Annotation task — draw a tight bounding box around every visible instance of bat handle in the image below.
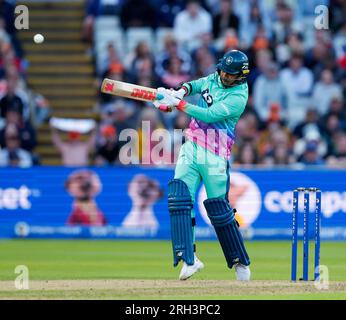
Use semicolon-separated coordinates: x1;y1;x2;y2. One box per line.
158;105;172;112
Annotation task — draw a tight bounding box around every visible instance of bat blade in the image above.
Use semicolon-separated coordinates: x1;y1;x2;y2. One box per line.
101;78;158;102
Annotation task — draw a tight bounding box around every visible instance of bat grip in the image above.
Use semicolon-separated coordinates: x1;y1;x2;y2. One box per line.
158;105;172;112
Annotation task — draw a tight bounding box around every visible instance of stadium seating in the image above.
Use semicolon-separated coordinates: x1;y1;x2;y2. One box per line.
94;29;124;73
125;27;155;53
155;27;174;52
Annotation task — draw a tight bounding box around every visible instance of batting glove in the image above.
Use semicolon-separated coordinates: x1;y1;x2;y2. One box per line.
153;87;181;112
169;88;186;100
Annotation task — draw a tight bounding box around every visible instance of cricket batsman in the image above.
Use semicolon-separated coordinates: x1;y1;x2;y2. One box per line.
153;50;251;281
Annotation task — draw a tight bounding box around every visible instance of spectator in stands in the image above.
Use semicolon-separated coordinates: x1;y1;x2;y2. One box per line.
95;124;120;166
234;140;259;166
311;68;343;116
0;77;26;119
125;41;156;84
234;0;273;48
1;46;24;74
293;125;327;163
137;73;157;90
192;46;216;77
286;31;305;56
322;94;346;130
239;3;265;49
160;56;190;88
173;0;212;51
99;99;137;134
0;131;32;167
253;62;286;122
102;53;125;80
272;2;303;45
326;132;346;168
99;43;124;77
120;0;157;30
215;29;239;60
279;53;314;128
191;31;218;63
261;128;295;166
324;113;342;139
262;144;295;166
155;34;191;78
245;26;271;78
212;0;239;40
235;111;260;147
246;48;273;92
322;113;343;158
275;31;305;65
5;64;27;92
305;30;335;78
51;127;96;166
0;105;36;152
293;109;323;140
257;114;292;161
250;26;271;52
135;59;157;89
298;141;325;166
156;0;185;28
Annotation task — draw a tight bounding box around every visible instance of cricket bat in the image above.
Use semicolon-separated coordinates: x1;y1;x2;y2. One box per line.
100;78;161;102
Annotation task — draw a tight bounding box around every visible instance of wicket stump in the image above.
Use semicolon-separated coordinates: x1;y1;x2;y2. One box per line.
291;187;321;281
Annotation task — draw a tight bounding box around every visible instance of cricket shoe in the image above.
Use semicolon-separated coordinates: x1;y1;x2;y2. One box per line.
235;263;251;281
179;255;204;280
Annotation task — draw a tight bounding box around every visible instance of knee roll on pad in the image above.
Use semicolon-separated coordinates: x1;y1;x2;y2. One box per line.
168;179;194;266
204;198;250;268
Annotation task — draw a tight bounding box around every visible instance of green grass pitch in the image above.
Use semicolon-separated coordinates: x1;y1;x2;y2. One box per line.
0;240;345;299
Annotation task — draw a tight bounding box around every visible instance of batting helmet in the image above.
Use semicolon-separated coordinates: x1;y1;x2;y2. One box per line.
216;50;250;80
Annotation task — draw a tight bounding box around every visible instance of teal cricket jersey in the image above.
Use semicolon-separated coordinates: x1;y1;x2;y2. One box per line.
180;72;248;159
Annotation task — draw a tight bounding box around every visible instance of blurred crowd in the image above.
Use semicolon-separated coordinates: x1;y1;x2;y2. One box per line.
0;0;50;167
0;0;346;168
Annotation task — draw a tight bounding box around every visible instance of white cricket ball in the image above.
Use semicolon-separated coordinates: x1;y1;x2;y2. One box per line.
33;34;44;44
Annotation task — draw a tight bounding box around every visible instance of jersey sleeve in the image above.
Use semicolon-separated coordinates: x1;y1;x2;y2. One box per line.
182;76;208;96
180;93;247;123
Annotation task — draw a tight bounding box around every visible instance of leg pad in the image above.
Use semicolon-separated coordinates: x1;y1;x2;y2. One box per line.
204;198;250;268
168;179;194;266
